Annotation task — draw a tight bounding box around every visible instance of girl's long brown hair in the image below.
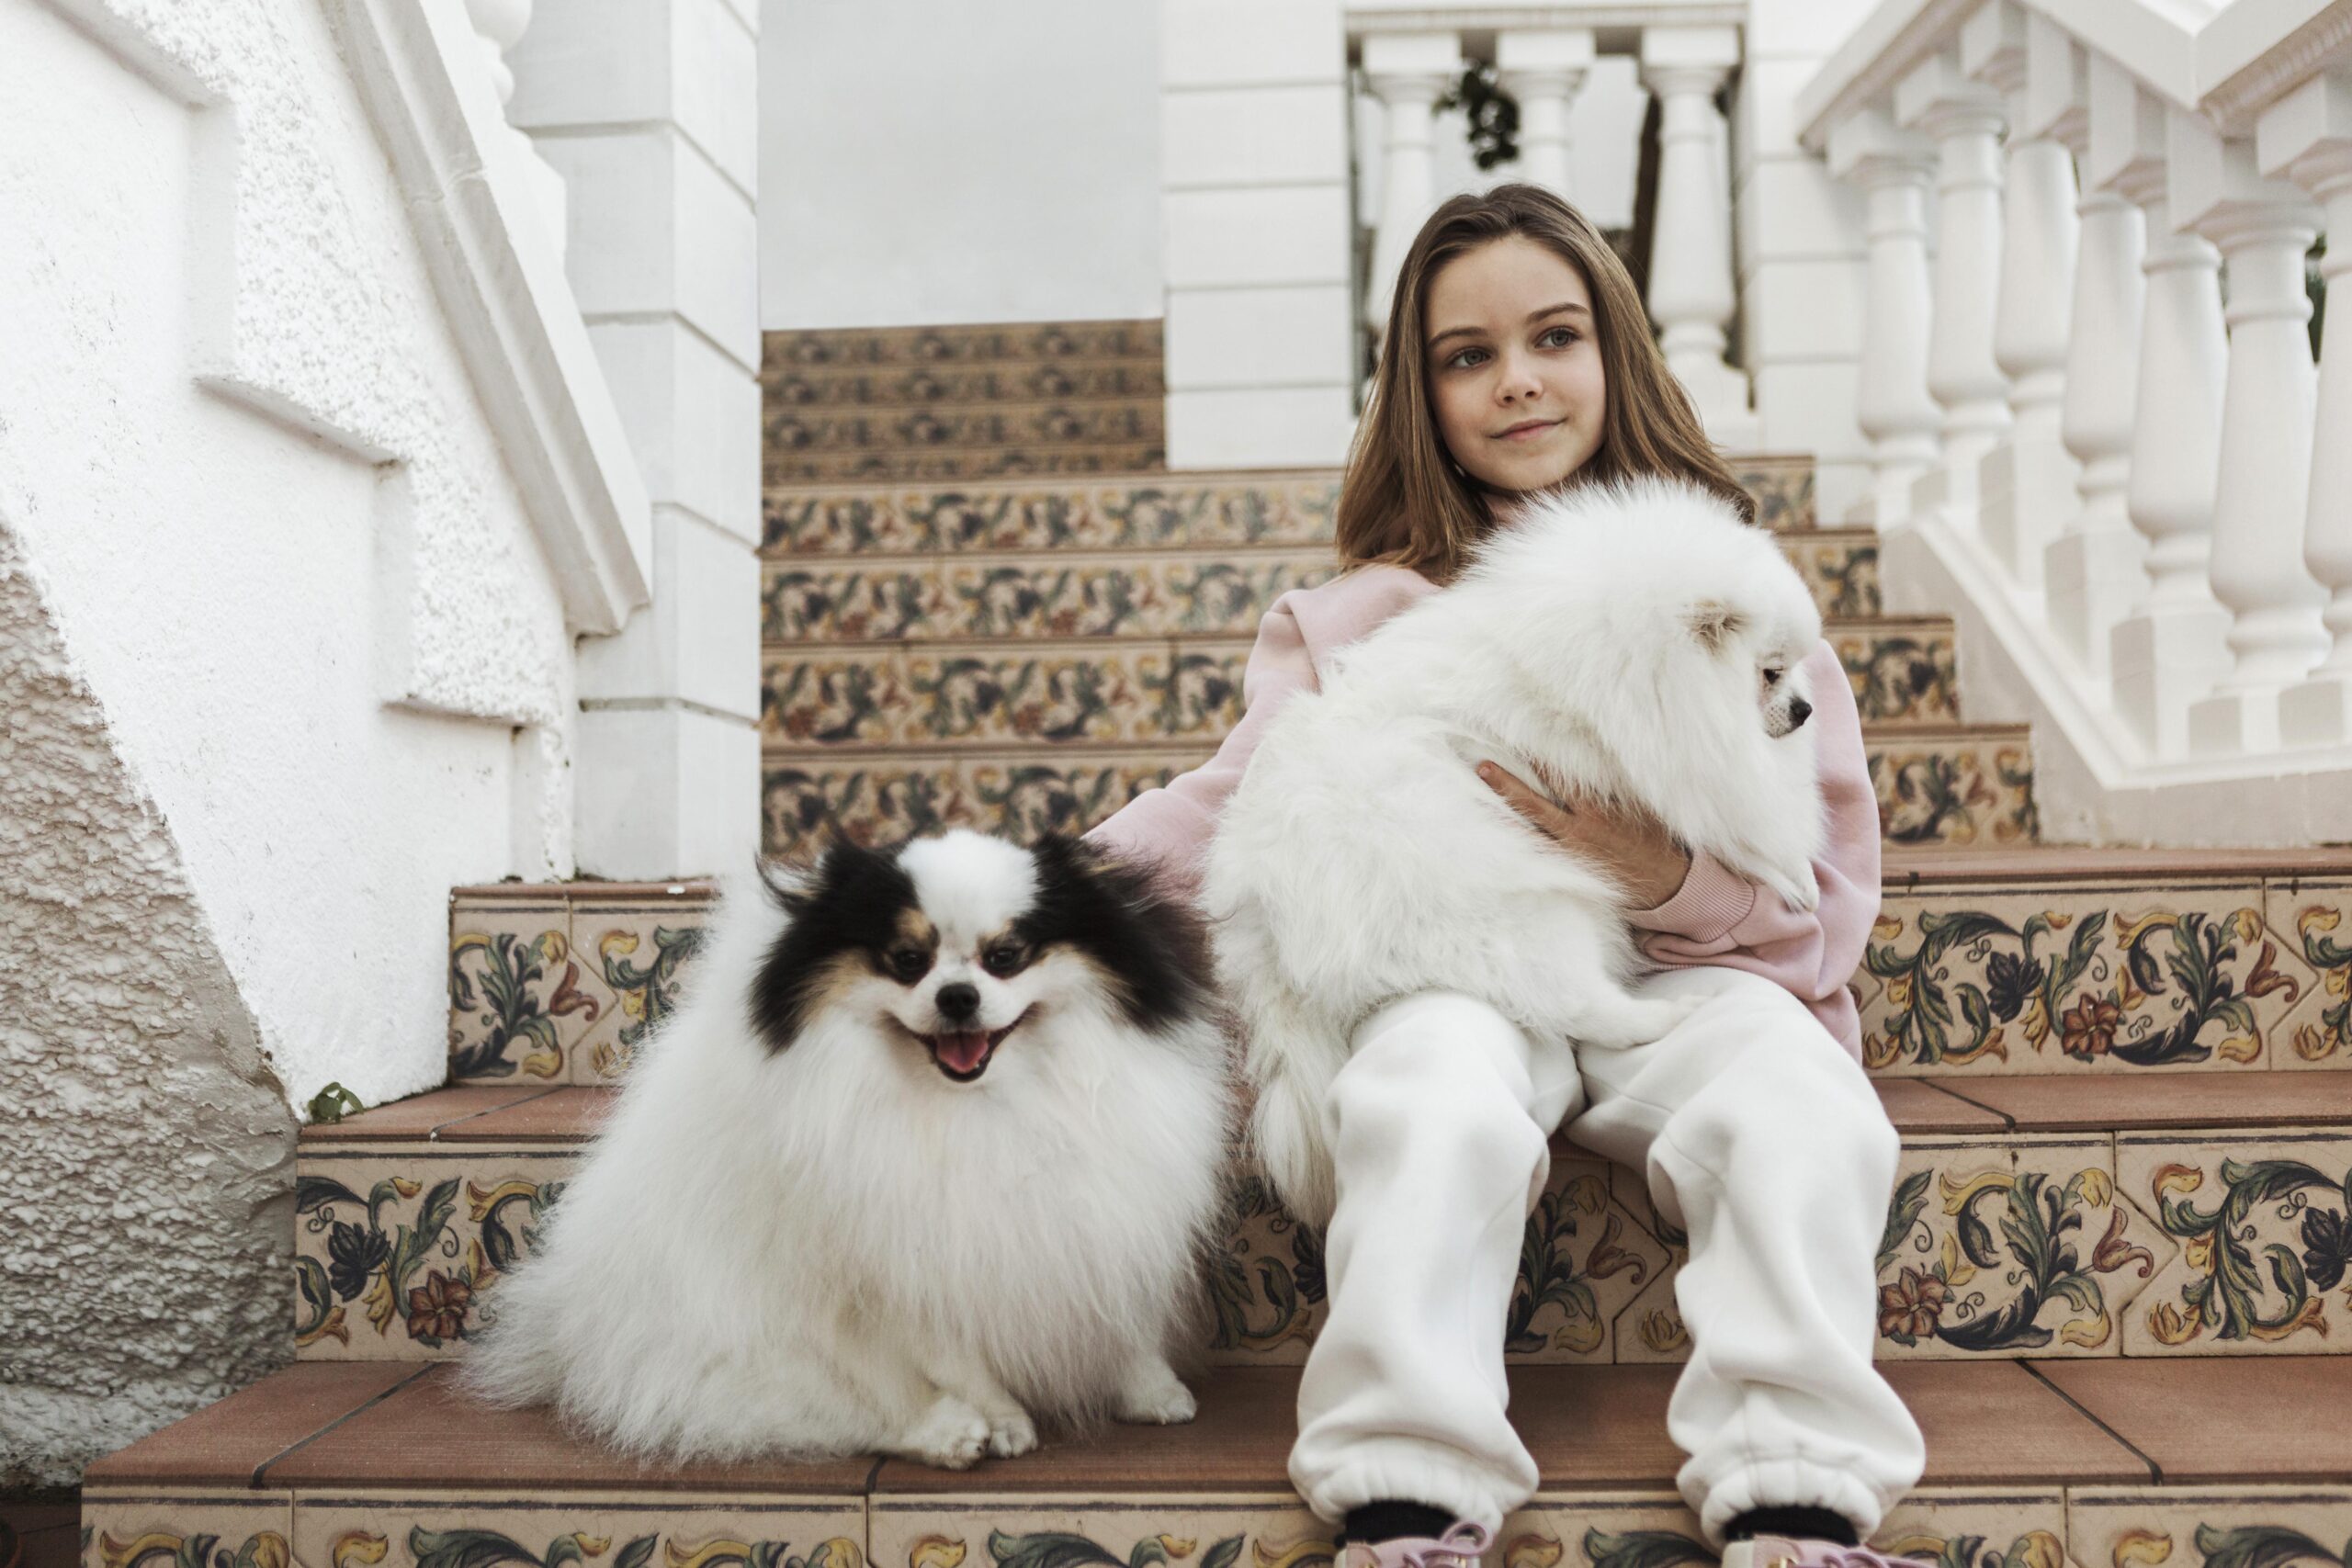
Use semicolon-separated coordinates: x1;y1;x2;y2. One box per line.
1336;182;1756;583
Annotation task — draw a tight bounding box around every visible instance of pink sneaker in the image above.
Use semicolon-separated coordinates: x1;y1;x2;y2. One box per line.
1338;1522;1493;1568
1720;1540;1933;1568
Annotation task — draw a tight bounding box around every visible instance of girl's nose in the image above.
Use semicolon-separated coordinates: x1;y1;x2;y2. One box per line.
1495;354;1542;400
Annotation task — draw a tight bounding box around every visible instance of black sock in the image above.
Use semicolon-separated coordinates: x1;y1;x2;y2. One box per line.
1723;1507;1859;1547
1340;1503;1456;1548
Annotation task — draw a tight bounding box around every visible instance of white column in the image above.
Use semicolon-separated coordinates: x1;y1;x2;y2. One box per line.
1896;55;2012;532
1496;29;1594;201
464;0;567;254
1965;3;2079;587
1830;111;1940;529
2098;68;2230;756
507;0;763;876
2266;73;2352;745
1642;27;1756;446
2041;27;2146;674
2173;109;2329;756
1362;31;1461;346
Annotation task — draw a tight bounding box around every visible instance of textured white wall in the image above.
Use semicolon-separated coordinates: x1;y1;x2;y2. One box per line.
759;0;1163;328
0;0;583;1481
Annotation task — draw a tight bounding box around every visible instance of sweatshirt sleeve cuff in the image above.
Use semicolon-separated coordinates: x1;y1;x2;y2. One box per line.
1629;851;1758;943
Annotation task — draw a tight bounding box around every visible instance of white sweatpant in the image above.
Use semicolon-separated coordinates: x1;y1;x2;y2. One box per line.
1288;966;1927;1546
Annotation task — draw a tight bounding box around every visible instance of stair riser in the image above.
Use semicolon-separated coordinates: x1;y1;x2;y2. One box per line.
289;1124;2350;1365
760;538;1883;644
767;400;1163;457
767;445;1171;486
763;319;1163;369
768;362;1164;408
448;875;2349;1089
761;462;1819;557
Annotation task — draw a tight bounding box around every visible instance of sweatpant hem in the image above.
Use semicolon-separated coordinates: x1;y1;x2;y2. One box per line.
1686;1455;1899;1548
1293;1437;1536;1535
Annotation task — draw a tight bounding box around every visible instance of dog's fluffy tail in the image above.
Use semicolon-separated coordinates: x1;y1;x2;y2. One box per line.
1238;983;1350;1231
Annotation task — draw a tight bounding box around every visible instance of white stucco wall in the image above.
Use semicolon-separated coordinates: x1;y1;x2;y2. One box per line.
0;0;588;1481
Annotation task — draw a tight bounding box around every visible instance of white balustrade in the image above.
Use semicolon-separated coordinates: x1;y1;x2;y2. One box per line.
2174;110;2328;756
1831;111;1940;527
464;0;565;256
1497;29;1594;202
2267;72;2352;747
1966;3;2080;588
1361;31;1462;347
1896;54;2011;532
1642;27;1753;442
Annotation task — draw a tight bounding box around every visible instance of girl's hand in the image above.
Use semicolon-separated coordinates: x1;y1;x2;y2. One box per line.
1477;761;1692;908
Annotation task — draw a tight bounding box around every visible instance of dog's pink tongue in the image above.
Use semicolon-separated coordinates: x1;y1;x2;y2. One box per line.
936;1031;990;1073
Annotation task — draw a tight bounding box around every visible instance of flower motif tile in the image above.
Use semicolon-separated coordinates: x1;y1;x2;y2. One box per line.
868;1496;1309;1568
82;1494;292;1568
764;564;951;642
568;904;714;1085
765;361;1161;411
1871;729;2039;849
294;1147;579;1359
447;903;584;1085
2117;1129;2352;1356
770;400;1159;456
762;652;908;747
1735;456;1818;530
767;445;1167;487
295;1495;868;1568
2264;877;2352;1070
1839;624;1961;725
764;320;1161;371
2068;1486;2352;1568
1860;883;2303;1075
1872;1491;2079;1568
1789;534;1883;619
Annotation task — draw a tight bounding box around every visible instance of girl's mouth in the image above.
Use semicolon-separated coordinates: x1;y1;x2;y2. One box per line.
1497;419;1559;441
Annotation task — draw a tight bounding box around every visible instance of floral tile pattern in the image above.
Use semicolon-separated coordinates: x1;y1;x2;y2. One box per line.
295;1147;578;1359
2116;1129;2352;1356
447;903;578;1085
867;1496;1307;1568
2264;878;2352;1070
1736;455;1817;530
81;1494;293;1568
1871;728;2039;848
1871;1491;2080;1568
769;401;1160;460
767;362;1166;410
1791;532;1883;619
764;321;1161;371
1860;882;2314;1076
2069;1487;2352;1568
762;477;1345;558
567;904;713;1085
293;1495;867;1568
1839;623;1961;725
768;446;1170;487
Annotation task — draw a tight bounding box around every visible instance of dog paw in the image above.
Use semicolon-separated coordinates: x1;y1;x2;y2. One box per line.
1112;1363;1197;1425
899;1396;994;1469
986;1409;1038;1458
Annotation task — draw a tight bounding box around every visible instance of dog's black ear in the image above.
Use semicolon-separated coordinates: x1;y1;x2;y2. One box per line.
756;852;817;915
1685;600;1747;652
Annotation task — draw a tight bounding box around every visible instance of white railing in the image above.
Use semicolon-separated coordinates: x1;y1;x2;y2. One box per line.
1796;0;2352;839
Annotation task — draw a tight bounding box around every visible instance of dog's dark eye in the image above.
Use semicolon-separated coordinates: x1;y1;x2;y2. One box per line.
886;947;929;983
1761;668;1784;688
982;943;1028;977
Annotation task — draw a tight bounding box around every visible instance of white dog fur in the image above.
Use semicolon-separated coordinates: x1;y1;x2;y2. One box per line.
466;829;1235;1469
1203;478;1826;1227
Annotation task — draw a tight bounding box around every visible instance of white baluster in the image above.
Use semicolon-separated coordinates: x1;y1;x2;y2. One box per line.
2267;73;2352;746
2173;110;2328;756
2099;68;2230;757
1362;32;1463;348
1965;3;2079;588
1896;54;2011;532
465;0;566;256
2041;28;2146;675
1496;29;1594;202
1641;27;1755;445
1830;111;1940;528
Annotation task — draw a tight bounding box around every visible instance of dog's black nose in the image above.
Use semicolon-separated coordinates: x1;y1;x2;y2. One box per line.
935;982;980;1021
1788;696;1813;729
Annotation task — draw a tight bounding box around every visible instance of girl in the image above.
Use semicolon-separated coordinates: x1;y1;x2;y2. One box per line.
1083;185;1926;1568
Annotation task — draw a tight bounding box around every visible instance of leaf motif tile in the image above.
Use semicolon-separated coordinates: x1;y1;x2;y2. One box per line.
568;904;714;1085
2117;1129;2352;1356
764;564;949;642
1871;731;2039;848
2068;1486;2352;1568
1790;535;1883;619
1839;624;1961;724
1735;456;1818;530
447;903;580;1085
296;1495;867;1568
2264;877;2352;1070
1872;1491;2079;1568
868;1498;1306;1568
82;1495;292;1568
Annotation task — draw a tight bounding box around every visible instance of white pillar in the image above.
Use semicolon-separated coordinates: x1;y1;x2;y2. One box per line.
463;0;566;255
1830;111;1940;529
507;0;763;876
1965;4;2079;587
2098;68;2230;757
1642;26;1757;446
1896;54;2012;532
1496;29;1594;201
2041;26;2145;674
1362;31;1462;346
2266;73;2352;745
2173;110;2329;756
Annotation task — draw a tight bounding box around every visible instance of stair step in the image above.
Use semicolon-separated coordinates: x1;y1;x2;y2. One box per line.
761;459;1820;558
760;530;1885;644
763;319;1164;371
77;1359;2352;1568
765;359;1165;409
766;398;1164;460
767;444;1171;485
294;1075;2352;1365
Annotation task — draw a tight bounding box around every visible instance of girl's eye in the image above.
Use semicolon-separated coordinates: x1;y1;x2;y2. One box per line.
983;944;1027;977
1442;346;1488;371
887;948;929;982
1539;326;1579;348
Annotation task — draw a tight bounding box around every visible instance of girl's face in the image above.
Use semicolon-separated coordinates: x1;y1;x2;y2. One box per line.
1423;235;1608;494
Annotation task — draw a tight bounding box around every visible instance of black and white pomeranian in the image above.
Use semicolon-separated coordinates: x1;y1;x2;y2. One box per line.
469;829;1235;1468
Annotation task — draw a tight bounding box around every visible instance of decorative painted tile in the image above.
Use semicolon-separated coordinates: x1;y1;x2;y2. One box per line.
1498;1495;1706;1568
762;477;1341;558
762;750;1199;855
868;1496;1308;1568
1872;728;2038;848
447;902;584;1085
81;1494;291;1568
566;903;713;1085
2069;1486;2352;1568
765;361;1161;410
1860;883;2303;1075
1789;532;1883;619
763;319;1161;370
764;563;951;642
763;644;1225;750
1872;1490;2078;1568
1734;455;1817;530
768;400;1159;457
294;1146;577;1359
933;552;1340;640
294;1494;867;1568
1839;621;1961;725
766;444;1166;487
2265;877;2352;1069
2117;1128;2352;1356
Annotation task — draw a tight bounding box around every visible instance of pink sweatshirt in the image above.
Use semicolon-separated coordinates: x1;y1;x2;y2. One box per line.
1081;563;1881;1055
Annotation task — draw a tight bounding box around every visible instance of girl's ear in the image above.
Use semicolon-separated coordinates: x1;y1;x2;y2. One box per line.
1685;600;1746;652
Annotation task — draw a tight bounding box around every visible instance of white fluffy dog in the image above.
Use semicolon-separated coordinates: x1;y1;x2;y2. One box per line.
467;830;1235;1468
1204;478;1826;1226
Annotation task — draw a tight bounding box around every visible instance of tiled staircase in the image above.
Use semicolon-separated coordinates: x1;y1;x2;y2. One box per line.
77;326;2352;1568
